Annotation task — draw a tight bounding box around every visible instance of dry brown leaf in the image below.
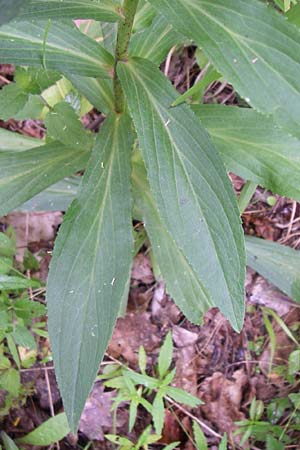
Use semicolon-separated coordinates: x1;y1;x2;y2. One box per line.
79;384;127;441
108;312;161;364
199;369;247;437
173;326;198;396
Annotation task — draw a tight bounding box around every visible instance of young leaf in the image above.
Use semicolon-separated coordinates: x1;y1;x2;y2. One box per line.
132;154;212;323
0;84;45;121
288;349;300;375
129;15;182;65
0;142;90;216
44;102;93;148
165;386;202;408
192;421;208;450
47;113;134;431
16;0;122;22
18;413;70;445
118;58;245;331
158;332;173;379
245;236;300;302
164;443;180;450
0;368;20;396
149;0;300;139
0;432;19;450
0;21;114;77
0;275;40;290
193;105;300;201
218;434;227;450
152;392;165;434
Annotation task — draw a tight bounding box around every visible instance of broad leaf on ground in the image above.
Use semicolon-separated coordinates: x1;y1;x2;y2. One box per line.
47;113;134;431
118;57;245;331
149;0;300;139
246;236;300;302
18;413;70;445
0;21;114;77
16;0;122;22
0;141;90;216
193;105;300;200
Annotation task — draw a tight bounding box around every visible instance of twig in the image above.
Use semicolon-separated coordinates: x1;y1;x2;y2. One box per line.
164;45;177;77
164;395;222;439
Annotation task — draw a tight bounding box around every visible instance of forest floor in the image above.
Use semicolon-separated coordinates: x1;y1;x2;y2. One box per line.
1;48;300;450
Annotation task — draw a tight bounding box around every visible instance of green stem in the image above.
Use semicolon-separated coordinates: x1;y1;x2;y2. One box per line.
113;0;139;113
238;180;257;215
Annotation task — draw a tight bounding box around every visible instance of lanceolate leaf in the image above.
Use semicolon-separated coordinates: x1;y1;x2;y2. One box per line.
16;0;122;22
149;0;300;139
44;102;93;147
0;142;90;216
246;236;300;302
129;15;183;65
0;128;40;151
193;105;300;200
119;58;245;331
132;154;211;323
16;177;80;212
0;0;29;26
47;113;134;431
0;21;114;77
18;413;70;445
67;75;114;114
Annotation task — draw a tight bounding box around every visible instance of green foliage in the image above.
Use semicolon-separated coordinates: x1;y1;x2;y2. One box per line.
0;231;46;416
0;0;30;26
100;332;202;437
1;0;300;433
1;413;70;448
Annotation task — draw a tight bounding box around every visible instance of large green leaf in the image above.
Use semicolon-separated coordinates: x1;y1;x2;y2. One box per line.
16;0;122;22
44;102;93;147
149;0;300;139
118;58;245;331
129;15;183;65
246;236;300;302
0;128;40;151
47;113;134;431
16;177;80;212
67;75;114;114
0;0;29;26
193;105;300;200
0;142;90;216
0;20;114;77
18;413;70;445
132;153;211;323
0;84;45;120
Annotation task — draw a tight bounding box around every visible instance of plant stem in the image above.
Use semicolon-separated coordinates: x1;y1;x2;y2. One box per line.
113;0;139;113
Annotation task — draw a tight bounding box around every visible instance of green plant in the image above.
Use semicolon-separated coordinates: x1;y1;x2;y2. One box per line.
1;412;70;448
1;0;300;432
106;425;180;450
100;332;202;436
0;230;47;416
235;395;300;449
